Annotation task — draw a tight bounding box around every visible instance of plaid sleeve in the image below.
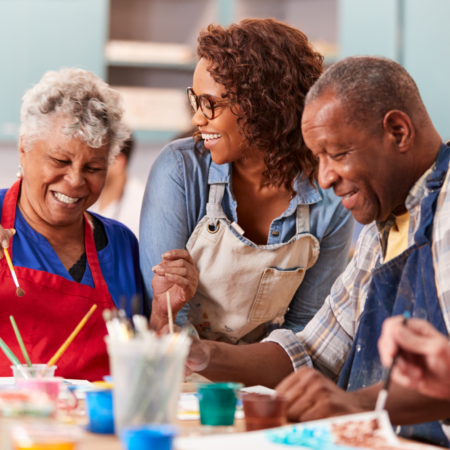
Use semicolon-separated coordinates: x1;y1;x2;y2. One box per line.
433;167;450;334
263;223;380;381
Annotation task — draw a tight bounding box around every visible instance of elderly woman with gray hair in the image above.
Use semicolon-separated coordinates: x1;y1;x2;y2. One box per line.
0;68;198;380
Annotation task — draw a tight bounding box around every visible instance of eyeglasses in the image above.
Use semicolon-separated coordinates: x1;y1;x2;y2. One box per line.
187;87;228;120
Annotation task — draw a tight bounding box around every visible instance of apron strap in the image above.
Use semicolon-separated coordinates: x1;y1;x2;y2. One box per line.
206;183;228;226
415;144;450;245
83;214;109;292
296;204;310;234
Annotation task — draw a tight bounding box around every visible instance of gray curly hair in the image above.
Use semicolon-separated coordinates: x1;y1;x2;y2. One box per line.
20;68;130;163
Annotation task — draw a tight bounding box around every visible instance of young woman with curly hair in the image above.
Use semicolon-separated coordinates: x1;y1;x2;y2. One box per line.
141;18;354;344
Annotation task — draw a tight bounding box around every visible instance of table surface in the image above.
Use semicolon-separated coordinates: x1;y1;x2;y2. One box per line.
80;382;246;450
79;383;440;450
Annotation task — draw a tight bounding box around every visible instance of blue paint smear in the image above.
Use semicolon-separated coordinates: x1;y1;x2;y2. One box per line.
266;425;364;449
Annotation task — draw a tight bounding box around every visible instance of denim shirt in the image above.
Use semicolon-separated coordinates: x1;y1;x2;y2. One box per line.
140;138;355;333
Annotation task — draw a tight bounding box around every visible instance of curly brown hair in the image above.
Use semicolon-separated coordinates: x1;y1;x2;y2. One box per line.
195;18;323;193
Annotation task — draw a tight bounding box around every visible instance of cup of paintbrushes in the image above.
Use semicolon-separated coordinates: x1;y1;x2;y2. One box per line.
106;331;190;434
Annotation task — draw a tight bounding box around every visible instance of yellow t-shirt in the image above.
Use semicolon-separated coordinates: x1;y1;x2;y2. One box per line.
384;211;411;263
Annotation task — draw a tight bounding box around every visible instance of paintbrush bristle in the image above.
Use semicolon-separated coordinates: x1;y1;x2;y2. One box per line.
16;287;25;297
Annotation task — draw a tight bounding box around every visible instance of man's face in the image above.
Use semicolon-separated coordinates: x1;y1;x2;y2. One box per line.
302;94;402;224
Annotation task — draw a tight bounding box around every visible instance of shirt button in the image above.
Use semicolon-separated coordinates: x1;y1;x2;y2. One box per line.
272;230;279;237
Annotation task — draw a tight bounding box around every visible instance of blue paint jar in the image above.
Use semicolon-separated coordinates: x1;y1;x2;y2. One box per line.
85;389;115;434
121;424;178;450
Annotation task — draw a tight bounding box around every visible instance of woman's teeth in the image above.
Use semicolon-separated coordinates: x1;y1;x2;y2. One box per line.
202;133;222;140
53;192;79;204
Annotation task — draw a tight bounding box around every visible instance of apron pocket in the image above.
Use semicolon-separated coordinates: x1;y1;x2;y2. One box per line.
248;267;306;323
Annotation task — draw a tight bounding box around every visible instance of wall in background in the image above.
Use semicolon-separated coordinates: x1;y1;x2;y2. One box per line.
340;0;450;141
0;0;109;142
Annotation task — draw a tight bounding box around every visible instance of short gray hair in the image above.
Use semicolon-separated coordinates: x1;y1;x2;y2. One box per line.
305;56;429;134
20;68;130;163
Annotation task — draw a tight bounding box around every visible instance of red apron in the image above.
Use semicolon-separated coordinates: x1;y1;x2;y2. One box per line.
0;181;115;381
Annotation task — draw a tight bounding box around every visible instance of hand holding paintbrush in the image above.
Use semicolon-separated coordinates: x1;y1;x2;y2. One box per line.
378;314;450;401
1;228;25;297
375;311;411;411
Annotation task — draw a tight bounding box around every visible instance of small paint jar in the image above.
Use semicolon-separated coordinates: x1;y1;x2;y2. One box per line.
85;389;114;434
243;394;287;431
197;382;243;426
121;424;178;450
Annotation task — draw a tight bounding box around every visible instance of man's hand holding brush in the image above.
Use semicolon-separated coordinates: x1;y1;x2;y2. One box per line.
378;316;450;400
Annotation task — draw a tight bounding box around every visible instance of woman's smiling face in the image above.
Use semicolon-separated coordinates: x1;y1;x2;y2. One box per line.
191;58;249;165
19;126;109;227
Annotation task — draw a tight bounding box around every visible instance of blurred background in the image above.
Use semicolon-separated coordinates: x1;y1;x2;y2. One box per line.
0;0;449;243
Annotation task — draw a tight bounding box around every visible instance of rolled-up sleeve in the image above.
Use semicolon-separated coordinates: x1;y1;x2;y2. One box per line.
264;223;380;381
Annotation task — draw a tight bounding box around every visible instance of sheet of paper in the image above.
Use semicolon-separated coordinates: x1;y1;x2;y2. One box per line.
175;411;437;450
0;378;14;386
241;386;276;395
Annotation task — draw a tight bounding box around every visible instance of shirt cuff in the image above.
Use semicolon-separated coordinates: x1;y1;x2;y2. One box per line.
441;423;450;442
262;329;313;371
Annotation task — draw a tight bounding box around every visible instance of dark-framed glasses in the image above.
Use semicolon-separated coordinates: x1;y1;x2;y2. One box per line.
187;87;228;120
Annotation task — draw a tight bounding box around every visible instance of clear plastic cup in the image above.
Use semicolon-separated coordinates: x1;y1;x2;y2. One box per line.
11;364;57;381
15;377;78;415
106;333;190;434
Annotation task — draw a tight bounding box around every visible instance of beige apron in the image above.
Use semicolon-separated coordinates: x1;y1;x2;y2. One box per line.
186;183;320;344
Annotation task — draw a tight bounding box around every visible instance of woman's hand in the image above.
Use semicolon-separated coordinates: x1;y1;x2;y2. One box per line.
378;316;450;400
0;226;15;260
150;250;199;330
158;324;211;376
185;333;211;376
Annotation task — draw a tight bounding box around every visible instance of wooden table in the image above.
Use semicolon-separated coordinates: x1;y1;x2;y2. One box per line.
81;418;246;450
80;382;440;450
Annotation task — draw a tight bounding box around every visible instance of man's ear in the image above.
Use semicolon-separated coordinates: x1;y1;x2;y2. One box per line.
382;110;414;153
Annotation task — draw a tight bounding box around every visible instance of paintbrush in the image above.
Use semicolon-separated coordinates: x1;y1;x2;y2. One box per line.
167;291;174;335
46;304;97;368
375;311;411;411
103;309;118;340
3;248;24;297
10;316;33;369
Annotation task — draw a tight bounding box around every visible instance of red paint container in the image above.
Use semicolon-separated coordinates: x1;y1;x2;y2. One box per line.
242;394;288;431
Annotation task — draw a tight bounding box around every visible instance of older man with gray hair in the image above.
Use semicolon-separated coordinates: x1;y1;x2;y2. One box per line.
185;56;450;447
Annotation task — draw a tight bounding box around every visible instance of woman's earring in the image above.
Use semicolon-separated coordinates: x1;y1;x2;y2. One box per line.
16;165;23;179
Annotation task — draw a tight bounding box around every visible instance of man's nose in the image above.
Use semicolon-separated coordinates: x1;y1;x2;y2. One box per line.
318;159;339;190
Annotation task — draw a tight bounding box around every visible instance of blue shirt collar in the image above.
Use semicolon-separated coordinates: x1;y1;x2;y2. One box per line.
207;160;322;212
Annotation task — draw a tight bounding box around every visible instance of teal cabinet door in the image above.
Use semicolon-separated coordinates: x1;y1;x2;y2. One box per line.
339;0;400;60
0;0;109;141
403;0;450;142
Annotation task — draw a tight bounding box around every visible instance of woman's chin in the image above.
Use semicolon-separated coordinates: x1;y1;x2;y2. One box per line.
45;199;86;225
